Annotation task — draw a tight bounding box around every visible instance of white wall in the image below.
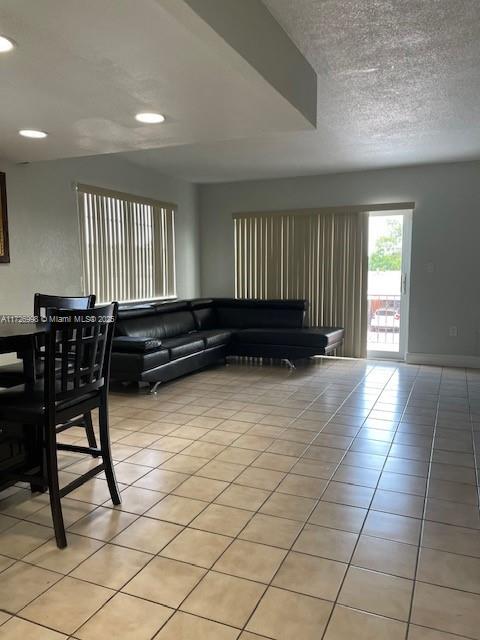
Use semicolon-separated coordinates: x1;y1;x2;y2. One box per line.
199;161;480;361
0;154;200;315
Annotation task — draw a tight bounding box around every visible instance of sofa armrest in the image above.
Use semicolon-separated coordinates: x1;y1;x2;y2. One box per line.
113;336;162;353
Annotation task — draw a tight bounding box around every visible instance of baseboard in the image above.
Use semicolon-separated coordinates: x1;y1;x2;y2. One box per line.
405;352;480;368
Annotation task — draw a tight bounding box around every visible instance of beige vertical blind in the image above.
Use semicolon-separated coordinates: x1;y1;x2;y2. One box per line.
77;184;176;303
234;209;369;358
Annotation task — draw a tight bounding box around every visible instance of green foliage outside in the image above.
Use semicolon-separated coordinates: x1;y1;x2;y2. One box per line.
369;219;402;271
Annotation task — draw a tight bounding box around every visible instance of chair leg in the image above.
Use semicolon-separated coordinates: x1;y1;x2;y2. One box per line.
29;424;48;493
83;412;99;457
44;423;67;549
30;482;47;494
99;400;121;506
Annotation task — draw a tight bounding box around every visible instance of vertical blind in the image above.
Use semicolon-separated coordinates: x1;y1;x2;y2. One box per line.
234;209;369;358
77;184;176;303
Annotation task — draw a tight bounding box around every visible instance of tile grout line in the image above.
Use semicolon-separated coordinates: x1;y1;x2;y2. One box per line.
236;362;403;637
317;363;421;639
2;360;479;639
404;364;443;639
7;362;335;637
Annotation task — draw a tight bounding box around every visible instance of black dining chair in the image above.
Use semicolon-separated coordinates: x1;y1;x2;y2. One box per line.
0;303;121;548
0;293;98;453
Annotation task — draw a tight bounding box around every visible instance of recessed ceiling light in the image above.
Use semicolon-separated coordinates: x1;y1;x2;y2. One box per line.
0;35;15;52
135;112;165;124
19;129;48;139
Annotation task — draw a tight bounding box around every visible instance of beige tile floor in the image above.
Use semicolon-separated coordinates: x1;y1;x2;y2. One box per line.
1;357;480;639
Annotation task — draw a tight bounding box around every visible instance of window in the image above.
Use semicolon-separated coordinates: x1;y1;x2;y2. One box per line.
76;183;176;303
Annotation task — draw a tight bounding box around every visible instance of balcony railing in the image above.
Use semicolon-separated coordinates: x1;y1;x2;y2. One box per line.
367;293;401;352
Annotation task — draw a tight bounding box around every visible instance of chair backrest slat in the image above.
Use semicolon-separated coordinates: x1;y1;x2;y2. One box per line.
34;293;95;321
60;328;71;393
44;303;117;411
34;293;96;360
74;323;84;389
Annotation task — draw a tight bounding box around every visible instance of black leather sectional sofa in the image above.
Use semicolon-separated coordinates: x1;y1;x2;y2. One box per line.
111;298;344;390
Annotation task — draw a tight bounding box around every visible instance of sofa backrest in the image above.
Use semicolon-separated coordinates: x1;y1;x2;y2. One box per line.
116;297;308;339
117;301;196;339
213;298;306;329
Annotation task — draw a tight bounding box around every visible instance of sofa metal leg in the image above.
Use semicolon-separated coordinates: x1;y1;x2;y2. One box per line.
149;381;161;395
282;359;296;370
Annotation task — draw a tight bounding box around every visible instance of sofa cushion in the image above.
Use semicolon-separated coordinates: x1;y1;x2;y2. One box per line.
111;348;170;377
160;311;196;338
162;335;205;360
117;313;166;339
195;330;233;348
234;327;344;348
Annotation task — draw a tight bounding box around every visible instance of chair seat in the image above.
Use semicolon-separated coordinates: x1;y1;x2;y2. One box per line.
0;358;68;388
0;361;43;387
0;381;98;422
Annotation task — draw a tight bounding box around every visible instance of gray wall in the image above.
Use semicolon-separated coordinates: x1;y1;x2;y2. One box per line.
199;161;480;359
2;155;479;360
0;154;200;315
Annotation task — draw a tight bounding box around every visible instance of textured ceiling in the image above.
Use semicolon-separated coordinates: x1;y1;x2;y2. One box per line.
124;0;480;182
3;0;479;180
263;0;480;142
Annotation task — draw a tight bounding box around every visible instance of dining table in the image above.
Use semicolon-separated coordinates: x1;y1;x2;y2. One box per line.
0;319;48;382
0;318;49;492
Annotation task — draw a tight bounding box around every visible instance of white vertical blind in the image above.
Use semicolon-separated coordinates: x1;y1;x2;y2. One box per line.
234;209;369;358
77;184;176;303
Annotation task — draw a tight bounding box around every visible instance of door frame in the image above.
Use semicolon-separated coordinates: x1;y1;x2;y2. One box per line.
367;209;413;361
